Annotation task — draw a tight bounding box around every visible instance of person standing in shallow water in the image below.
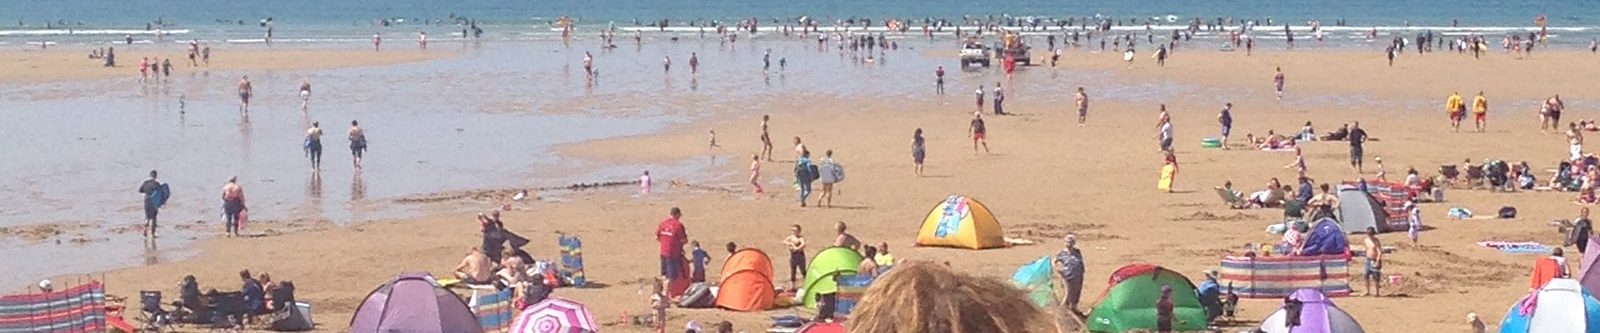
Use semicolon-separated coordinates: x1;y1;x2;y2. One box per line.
138;170;162;238
221;176;245;237
348;120;366;170
237;75;252;114
305;122;324;171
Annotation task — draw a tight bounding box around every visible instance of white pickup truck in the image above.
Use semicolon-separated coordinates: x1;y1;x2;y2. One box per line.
959;42;990;67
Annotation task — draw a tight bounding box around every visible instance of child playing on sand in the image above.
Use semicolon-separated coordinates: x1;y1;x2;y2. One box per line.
650;278;668;333
749;155;763;195
690;241;710;283
784;224;808;288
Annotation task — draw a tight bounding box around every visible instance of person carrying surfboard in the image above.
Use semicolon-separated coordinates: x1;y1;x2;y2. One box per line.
137;170;169;238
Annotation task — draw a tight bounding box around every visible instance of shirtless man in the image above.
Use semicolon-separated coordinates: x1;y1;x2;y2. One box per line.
935;65;945;95
760;115;773;161
299;78;312;112
1570;122;1585;161
305;122;324;171
970;112;990;153
220;177;245;237
1362;227;1383;297
349;120;366;170
237;76;252;114
453;247;495;284
793;137;807;160
1075;87;1088;126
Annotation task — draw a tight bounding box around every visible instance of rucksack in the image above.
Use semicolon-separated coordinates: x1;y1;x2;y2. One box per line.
1497;206;1517;219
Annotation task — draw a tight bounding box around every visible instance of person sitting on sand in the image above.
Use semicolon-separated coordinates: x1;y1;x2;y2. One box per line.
1322;123;1350;141
453;247;495;285
834;221;862;251
1249;178;1288;208
858;246;882;279
847;261;1052;333
1295;121;1316;141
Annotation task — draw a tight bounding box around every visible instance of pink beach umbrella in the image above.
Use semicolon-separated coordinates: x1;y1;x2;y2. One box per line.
510;297;598;333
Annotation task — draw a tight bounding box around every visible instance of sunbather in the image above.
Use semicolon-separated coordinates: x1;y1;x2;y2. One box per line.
1295;121;1317;141
453;247;496;285
1248;178;1287;208
1322;123;1350;141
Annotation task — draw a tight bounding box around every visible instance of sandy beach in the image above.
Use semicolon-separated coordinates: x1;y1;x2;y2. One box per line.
9;37;1600;333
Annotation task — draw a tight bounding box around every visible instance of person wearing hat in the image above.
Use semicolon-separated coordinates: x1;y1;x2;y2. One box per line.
1197;270;1223;324
1052;234;1086;313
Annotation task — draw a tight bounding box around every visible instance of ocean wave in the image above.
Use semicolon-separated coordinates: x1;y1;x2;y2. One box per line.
0;29;191;36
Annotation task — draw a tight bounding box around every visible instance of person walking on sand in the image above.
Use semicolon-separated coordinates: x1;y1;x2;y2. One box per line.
1157;111;1175;153
1273;67;1286;101
201;45;210;66
795;150;816;207
817;150;840;208
992;82;1005;115
372;33;382;52
299;78;312;112
656;207;689;282
221;176;245;237
417;31;427;49
237;76;253;114
760;115;773;161
1362;227;1383;296
970;112;990;153
792;137;807;161
1349;121;1369;172
1472;91;1489;132
1218;103;1234;150
138;170;164;238
1445;91;1465;132
749;154;764;195
161;58;172;83
783;224;807;288
1544;95;1566;133
1075;87;1088;126
302;122;323;172
912;128;926;176
935;65;945;95
348;120;366;170
974;86;985;113
1570;208;1592;255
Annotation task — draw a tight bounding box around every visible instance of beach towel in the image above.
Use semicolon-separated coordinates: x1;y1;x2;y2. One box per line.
1448;208;1473;219
1478;241;1552;254
1531;258;1561;290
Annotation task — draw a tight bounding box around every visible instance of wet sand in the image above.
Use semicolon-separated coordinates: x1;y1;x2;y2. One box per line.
22;43;1600;333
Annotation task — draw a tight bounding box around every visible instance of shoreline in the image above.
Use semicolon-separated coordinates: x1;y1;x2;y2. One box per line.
0;45;454;85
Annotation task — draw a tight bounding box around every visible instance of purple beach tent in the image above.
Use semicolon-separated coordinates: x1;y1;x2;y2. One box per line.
349;272;483;333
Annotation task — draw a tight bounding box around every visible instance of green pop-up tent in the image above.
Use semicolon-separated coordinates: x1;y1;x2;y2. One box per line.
802;246;863;309
1086;264;1208;333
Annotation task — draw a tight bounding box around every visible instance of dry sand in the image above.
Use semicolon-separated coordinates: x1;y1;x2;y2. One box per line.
42;48;1600;332
0;46;450;84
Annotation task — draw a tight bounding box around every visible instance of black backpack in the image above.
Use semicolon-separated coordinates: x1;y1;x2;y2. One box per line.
1498;206;1517;219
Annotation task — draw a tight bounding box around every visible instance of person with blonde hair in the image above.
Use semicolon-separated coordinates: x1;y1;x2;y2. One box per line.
848;261;1052;333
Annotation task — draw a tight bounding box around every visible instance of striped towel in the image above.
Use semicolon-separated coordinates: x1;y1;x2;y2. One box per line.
0;281;107;333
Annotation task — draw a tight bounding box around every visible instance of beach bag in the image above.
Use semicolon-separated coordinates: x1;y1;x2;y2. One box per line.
1498;207;1517;219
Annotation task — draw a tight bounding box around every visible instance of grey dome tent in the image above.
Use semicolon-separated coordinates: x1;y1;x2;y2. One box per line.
349;273;482;333
1336;186;1387;233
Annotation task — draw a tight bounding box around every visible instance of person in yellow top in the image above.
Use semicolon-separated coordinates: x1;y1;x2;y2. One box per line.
1472;91;1489;132
1445;92;1466;132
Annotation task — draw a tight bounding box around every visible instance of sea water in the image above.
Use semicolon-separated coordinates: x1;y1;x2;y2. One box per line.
3;0;1600;47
